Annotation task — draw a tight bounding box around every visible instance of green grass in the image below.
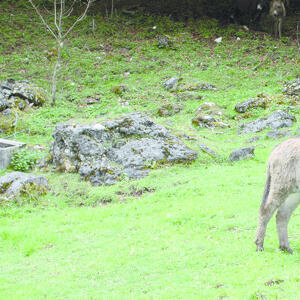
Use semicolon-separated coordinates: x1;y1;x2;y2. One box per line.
0;2;300;299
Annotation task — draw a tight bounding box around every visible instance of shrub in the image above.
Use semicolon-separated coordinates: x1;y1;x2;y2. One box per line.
10;149;41;172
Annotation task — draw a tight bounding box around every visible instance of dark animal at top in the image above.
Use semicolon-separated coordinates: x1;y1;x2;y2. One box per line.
254;137;300;254
231;0;268;27
269;0;286;38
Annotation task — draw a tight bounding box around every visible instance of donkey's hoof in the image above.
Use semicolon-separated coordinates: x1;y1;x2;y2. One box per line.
256;245;264;252
280;246;293;254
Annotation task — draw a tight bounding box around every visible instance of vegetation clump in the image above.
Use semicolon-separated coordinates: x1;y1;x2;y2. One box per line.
10;149;41;172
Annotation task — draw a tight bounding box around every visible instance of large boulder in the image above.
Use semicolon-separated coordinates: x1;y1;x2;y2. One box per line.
0;172;48;201
238;110;296;135
0;79;48;112
49;113;198;185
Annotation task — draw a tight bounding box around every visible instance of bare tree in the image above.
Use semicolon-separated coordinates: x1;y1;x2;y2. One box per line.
28;0;93;106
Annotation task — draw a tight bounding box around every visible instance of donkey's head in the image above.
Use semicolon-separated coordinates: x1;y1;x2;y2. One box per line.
270;0;286;18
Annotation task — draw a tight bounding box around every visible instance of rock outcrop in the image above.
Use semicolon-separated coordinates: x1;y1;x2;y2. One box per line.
235;94;269;113
0;79;48;112
49;113;198;185
238;110;295;135
0;172;48;201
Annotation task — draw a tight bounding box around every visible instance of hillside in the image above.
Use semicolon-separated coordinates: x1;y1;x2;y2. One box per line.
0;2;300;299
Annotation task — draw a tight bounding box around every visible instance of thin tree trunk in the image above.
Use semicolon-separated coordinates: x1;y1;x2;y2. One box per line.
51;42;62;106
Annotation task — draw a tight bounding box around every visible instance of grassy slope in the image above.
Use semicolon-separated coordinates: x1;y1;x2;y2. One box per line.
0;2;300;299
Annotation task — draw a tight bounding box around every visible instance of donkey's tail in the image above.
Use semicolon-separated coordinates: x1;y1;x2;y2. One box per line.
260;166;271;212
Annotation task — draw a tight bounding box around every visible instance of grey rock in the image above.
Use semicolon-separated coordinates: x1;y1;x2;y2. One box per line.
178;134;197;141
0;80;48;112
177;80;217;92
235;96;268;113
245;136;261;143
2;108;12;116
229;146;255;162
238;110;295;135
266;129;293;139
283;78;300;96
0;99;10;112
157;36;172;48
163;77;179;90
196;102;223;116
157;103;182;117
192;113;229;128
176;92;203;101
18;100;26;110
50;113;198;186
10;81;47;106
0;171;48;199
199;143;218;157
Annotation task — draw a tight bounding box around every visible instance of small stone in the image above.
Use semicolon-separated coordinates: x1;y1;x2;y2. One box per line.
192;113;216;127
157;36;172;48
112;85;129;95
229;146;255;161
157;103;182;117
196;102;223;116
245;136;261;143
176;92;203;101
163;78;179;90
3;108;12;116
199;143;218;157
177;81;217;92
283;78;300;96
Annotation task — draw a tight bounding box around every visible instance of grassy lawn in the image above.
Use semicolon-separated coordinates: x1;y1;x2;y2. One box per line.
0;1;300;299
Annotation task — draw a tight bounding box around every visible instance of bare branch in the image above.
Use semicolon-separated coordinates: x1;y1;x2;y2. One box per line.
54;0;60;33
42;5;53;16
64;8;74;18
58;0;63;39
64;0;76;17
63;0;93;39
28;0;58;40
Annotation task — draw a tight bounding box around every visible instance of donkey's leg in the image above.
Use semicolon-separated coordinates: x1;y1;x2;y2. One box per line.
278;17;282;39
255;192;283;251
276;193;300;253
274;19;278;39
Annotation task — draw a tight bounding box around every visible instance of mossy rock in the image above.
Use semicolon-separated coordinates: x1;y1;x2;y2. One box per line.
157;103;183;117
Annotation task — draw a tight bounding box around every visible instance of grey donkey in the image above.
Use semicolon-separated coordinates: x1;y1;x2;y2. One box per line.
269;0;286;39
254;137;300;253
